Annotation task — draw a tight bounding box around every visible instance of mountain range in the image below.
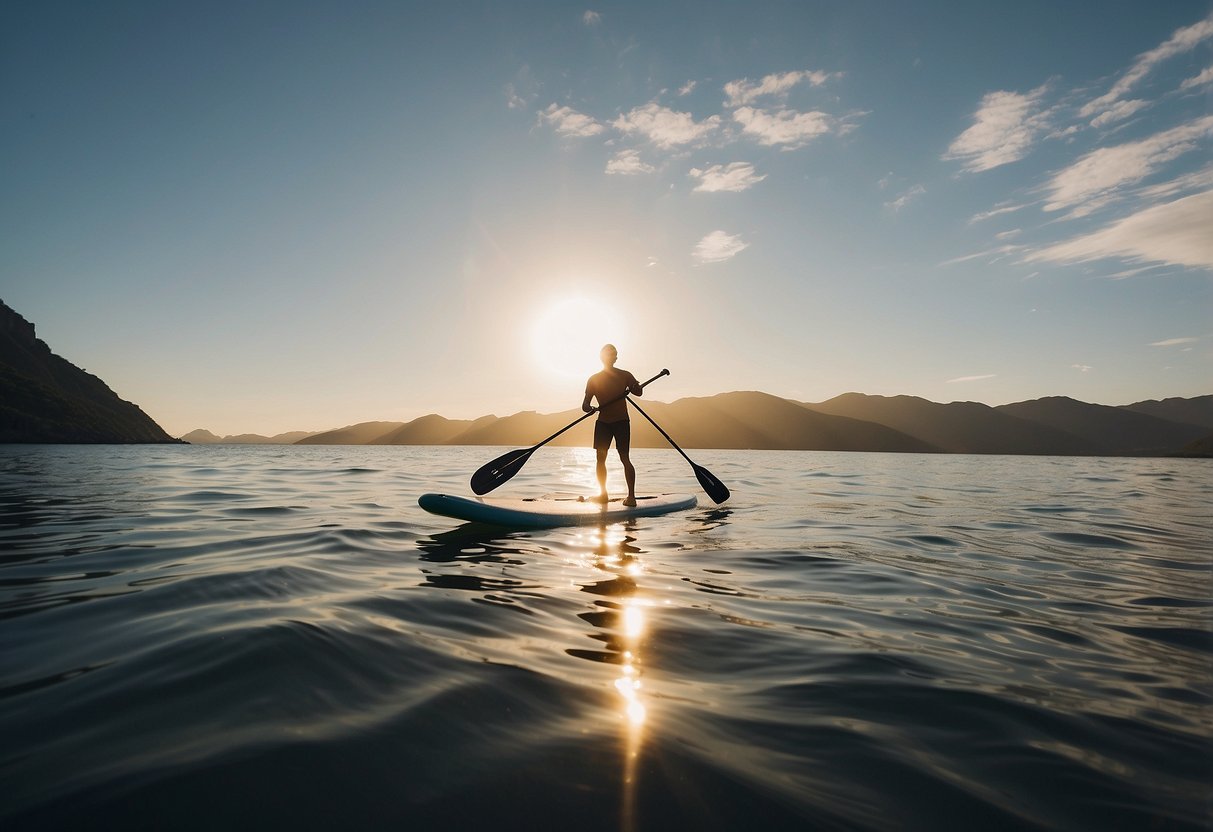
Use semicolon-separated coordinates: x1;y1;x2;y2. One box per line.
253;390;1212;458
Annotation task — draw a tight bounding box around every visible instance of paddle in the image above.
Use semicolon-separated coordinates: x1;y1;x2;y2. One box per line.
625;397;730;504
470;369;670;495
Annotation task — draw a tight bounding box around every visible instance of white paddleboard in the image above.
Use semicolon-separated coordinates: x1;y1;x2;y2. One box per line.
418;492;697;528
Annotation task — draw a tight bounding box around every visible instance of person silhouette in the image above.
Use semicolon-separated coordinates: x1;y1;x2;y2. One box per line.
582;344;643;505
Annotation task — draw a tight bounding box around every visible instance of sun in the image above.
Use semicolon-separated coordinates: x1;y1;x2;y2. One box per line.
530;297;628;379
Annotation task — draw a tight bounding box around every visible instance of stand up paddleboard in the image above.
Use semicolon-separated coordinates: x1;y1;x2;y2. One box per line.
418;492;697;528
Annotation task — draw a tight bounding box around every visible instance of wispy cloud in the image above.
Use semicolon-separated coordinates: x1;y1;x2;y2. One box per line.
723;69;839;107
678;80;697;96
689;162;766;192
693;230;749;263
1027;189;1213;270
732;106;834;149
968;202;1030;224
1180;65;1213;91
505;66;538;111
946;374;996;383
539;103;604;137
613;103;721;148
884;184;925;212
582;10;601;26
956;12;1213;278
1080;13;1213;120
940;243;1026;267
944;85;1051;172
1071;364;1093;373
1042;116;1213;216
1149;336;1200;347
1135;163;1213;200
605;149;654;175
1089;98;1148;129
506;84;527;110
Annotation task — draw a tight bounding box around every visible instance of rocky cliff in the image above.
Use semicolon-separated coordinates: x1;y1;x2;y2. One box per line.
0;300;177;443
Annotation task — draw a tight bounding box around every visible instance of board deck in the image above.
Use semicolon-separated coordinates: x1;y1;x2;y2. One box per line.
418;492;698;528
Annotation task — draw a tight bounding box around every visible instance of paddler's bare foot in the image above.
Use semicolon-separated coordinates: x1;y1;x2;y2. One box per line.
623;496;637;507
592;493;609;504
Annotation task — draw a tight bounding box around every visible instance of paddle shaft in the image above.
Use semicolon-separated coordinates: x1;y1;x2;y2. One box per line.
624;396;695;466
524;369;669;451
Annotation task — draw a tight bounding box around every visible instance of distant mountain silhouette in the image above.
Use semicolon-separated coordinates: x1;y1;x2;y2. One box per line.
996;397;1207;456
295;421;406;445
626;392;936;451
294;391;934;453
804;393;1096;455
0;300;177;443
184;386;1213;458
371;414;498;445
1120;395;1213;430
181;429;318;444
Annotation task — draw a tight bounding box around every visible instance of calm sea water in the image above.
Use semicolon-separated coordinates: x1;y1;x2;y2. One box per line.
1;445;1210;830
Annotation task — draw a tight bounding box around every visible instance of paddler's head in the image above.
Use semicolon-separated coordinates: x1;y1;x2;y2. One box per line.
600;343;618;368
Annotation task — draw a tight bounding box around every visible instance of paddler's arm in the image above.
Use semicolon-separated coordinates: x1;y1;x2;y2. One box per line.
582;379;595;413
627;372;643;397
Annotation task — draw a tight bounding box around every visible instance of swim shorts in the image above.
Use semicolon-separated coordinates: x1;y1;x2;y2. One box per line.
593;419;631;451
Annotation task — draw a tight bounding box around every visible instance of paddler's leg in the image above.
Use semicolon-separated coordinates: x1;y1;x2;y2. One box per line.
593;421;610;503
617;421;636;506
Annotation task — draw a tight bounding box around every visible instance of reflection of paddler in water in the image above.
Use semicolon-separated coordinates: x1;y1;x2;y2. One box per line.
583;344;643;506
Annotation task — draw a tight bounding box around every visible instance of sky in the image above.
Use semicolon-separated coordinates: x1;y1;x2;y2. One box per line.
2;1;1211;437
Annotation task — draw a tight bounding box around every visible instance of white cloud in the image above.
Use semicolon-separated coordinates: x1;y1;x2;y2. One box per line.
723;69;839;107
582;10;601;26
884;184;925;212
1135;163;1213;200
1043;116;1213;215
1080;14;1213;119
693;230;748;263
968;202;1030;224
1149;336;1200;347
605;149;655;175
539;103;604;138
946;374;996;383
678;80;697;96
1027;189;1213;270
613;103;721;148
944;85;1051;172
689;162;766;192
1180;65;1213;91
733;106;833;149
1071;364;1093;373
995;228;1022;240
1089;98;1148;129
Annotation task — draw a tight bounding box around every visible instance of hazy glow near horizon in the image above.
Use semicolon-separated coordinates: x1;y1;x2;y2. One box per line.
1;2;1210;436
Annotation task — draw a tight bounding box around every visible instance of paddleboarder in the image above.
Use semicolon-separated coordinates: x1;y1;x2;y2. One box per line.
582;344;643;505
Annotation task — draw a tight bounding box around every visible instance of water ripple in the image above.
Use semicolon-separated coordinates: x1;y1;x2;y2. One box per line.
0;446;1209;831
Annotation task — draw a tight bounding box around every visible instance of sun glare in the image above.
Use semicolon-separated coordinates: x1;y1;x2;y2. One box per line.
530;297;627;379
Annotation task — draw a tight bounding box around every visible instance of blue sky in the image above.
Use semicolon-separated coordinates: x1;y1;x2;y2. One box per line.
2;1;1210;436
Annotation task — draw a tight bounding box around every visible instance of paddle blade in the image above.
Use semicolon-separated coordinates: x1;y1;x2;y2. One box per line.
693;463;730;504
470;447;534;495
